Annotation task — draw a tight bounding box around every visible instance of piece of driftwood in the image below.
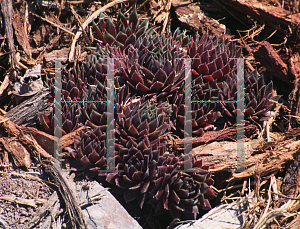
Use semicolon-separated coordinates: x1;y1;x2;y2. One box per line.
219;0;300;27
193;139;260;172
254;41;290;84
174;125;258;150
172;0;226;36
230;137;300;181
47;163;87;229
191;128;300;182
12;9;32;59
5;88;51;126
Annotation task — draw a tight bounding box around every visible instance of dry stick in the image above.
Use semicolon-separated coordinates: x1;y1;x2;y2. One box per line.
124;4;135;16
70;5;89;41
30;12;75;36
161;0;172;34
49;163;88;229
1;0;18;73
219;181;254;193
270;191;300;200
137;0;151;10
69;0;130;61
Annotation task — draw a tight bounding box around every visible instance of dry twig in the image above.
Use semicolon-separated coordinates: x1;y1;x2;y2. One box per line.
69;0;130;61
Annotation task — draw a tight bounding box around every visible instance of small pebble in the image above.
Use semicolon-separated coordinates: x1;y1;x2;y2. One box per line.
21;210;28;216
19;217;26;224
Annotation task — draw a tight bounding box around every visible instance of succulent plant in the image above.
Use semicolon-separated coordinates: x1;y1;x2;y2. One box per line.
172;75;222;136
220;70;278;124
115;38;187;100
68;127;108;171
106;95;172;207
93;9;149;52
42;58;118;135
41;63;93;135
188;34;242;84
91;8;193;101
45;63;89;101
92;9;190;51
61;87;216;219
148;152;216;219
39;101;83;136
103;93;216;219
37;8;283;225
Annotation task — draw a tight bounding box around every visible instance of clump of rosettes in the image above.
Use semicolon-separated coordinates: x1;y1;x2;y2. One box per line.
41;59;120;135
92;9;190;52
116;38;186;100
106;95;172;208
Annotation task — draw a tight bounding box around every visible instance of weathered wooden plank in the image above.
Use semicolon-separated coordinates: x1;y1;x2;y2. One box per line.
219;0;300;27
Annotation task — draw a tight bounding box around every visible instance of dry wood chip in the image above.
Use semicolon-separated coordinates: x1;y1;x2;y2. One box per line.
254;41;290;83
0;137;31;168
172;0;226;35
0;115;53;159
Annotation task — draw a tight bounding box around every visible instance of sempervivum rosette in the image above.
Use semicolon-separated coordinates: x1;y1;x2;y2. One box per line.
106;96;172;209
93;9;149;51
45;63;89;101
172;76;222;136
188;34;242;84
41;63;93;135
116;38;186;100
81;79;108;131
41;50;121;135
221;70;279;124
85;44;124;87
69;127;108;171
92;9;189;52
148;153;216;219
91;9;190;100
39;101;84;136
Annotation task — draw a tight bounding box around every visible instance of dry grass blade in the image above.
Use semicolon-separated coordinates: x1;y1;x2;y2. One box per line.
69;0;131;61
253;199;297;229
